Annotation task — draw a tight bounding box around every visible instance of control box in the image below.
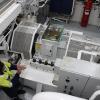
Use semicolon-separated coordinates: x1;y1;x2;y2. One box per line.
55;57;100;99
31;57;55;72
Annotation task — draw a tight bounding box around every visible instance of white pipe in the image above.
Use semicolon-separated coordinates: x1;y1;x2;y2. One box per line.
89;90;100;100
39;0;48;8
64;32;72;57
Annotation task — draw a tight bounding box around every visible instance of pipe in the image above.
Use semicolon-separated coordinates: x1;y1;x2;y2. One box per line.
39;0;48;8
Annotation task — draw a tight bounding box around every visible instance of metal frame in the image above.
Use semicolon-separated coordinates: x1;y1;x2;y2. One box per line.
64;30;83;57
71;0;76;16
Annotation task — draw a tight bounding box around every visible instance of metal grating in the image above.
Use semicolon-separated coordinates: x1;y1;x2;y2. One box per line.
11;22;39;59
67;39;100;61
11;31;33;59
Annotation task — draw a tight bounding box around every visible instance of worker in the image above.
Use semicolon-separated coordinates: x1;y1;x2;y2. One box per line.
0;61;26;100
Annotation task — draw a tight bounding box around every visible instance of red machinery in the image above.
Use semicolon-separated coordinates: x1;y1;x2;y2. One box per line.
81;0;93;27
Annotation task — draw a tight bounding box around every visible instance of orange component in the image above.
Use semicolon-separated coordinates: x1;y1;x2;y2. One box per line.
81;0;93;27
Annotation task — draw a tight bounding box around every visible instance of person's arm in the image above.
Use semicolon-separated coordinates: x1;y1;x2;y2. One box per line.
10;65;17;70
3;61;17;70
3;61;26;73
3;61;26;74
10;64;26;74
0;74;12;88
16;64;26;74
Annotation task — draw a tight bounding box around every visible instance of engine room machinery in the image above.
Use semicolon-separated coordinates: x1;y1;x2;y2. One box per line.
1;0;100;100
0;0;49;51
10;20;100;99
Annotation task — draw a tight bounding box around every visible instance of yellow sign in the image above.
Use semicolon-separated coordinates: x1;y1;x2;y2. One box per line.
35;43;42;50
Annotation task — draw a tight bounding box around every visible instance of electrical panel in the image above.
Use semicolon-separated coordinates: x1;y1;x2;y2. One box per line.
81;77;100;99
57;70;89;97
41;43;53;57
39;40;58;61
55;56;100;99
31;58;55;72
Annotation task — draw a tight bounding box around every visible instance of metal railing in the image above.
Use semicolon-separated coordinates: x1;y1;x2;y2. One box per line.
0;0;14;14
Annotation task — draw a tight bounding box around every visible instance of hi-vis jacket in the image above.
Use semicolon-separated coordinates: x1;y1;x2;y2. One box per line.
0;61;17;88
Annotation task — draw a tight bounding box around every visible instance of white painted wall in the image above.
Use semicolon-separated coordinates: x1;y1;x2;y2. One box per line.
72;2;83;23
72;1;100;26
